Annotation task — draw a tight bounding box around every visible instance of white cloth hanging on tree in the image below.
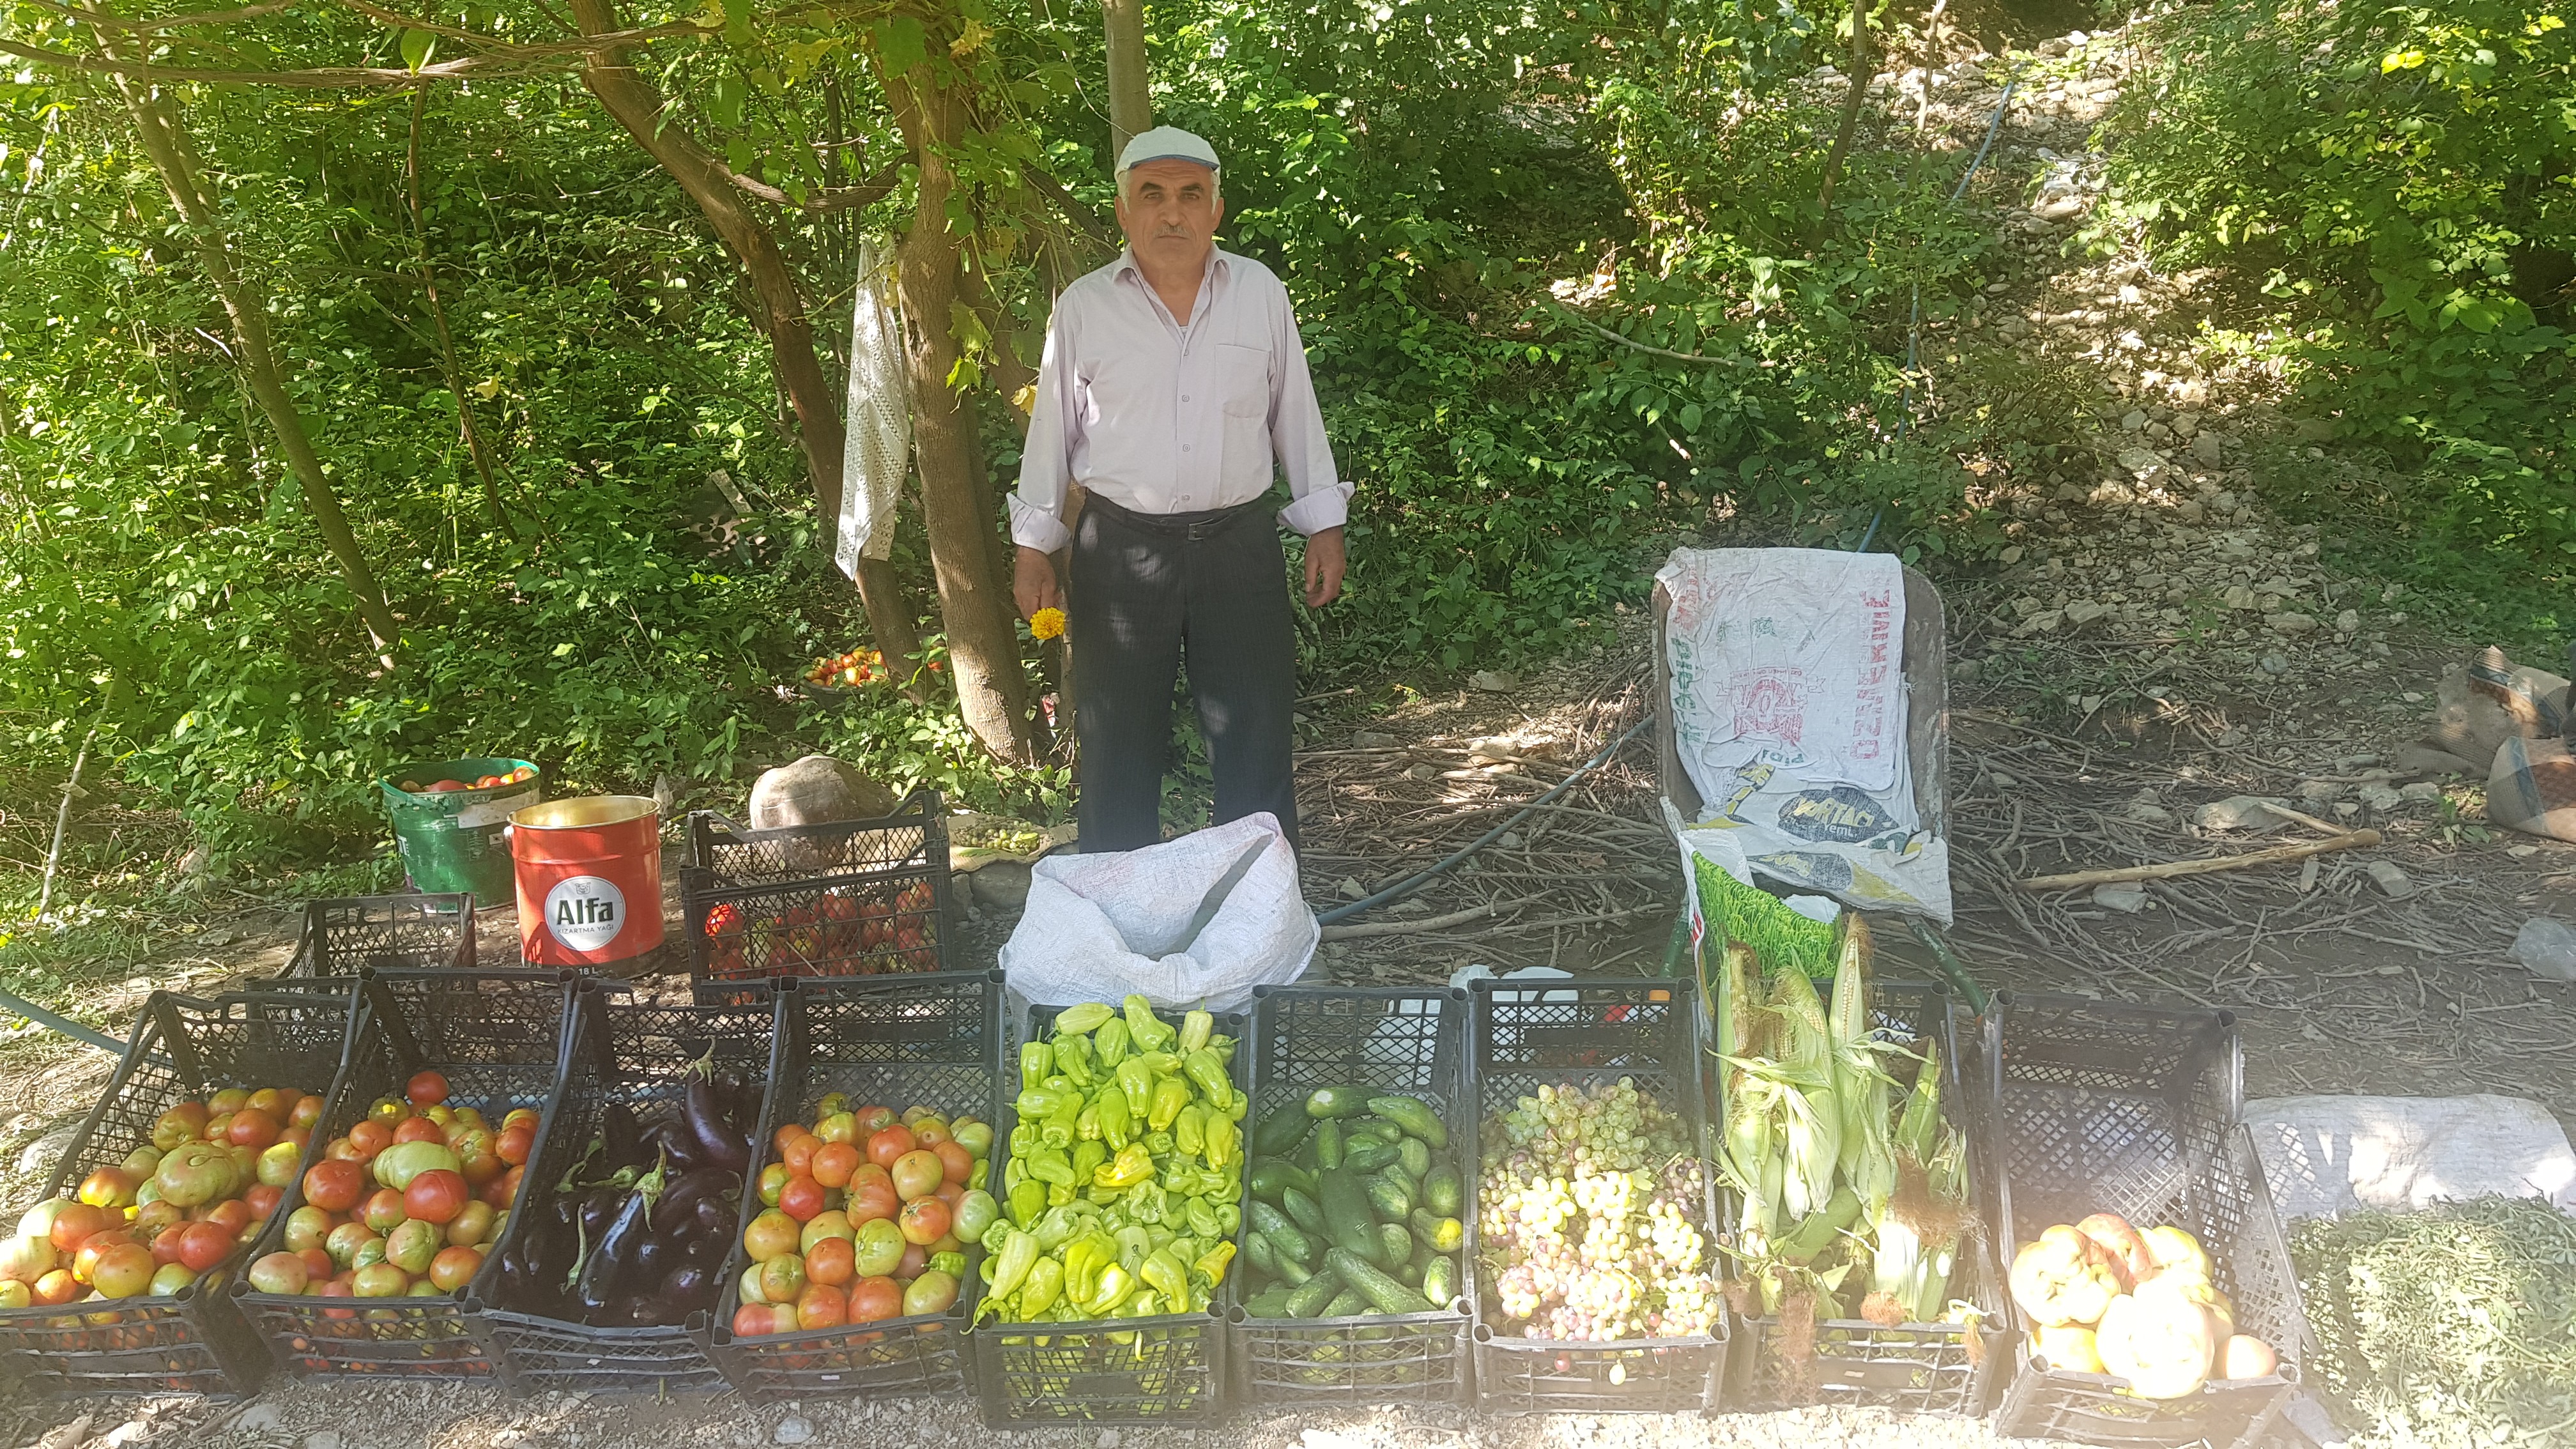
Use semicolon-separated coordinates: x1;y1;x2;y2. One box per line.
835;240;910;575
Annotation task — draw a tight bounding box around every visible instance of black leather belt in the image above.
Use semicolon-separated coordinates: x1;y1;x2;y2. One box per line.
1081;493;1268;540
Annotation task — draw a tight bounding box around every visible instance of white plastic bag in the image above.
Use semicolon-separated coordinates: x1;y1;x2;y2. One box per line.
998;813;1315;1012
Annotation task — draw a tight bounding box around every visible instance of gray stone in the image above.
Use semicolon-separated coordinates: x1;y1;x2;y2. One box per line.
772;1416;815;1446
2190;431;2227;464
2120;410;2149;431
2512;918;2576;983
1337;877;1366;900
2358;783;2405;812
2064;599;2109;626
968;861;1032;911
1096;1432;1124;1449
2116;446;2165;476
237;1404;284;1434
100;1423;150;1449
2129;802;2175;824
2398;781;2443;804
303;1432;344;1449
2260;651;2292;675
2334;609;2362;635
2093;883;2152;914
2395;744;2481;776
1351;732;1398;751
748;755;898;832
1466;670;1519;693
1405;762;1441;780
2365;861;2416;900
2296;779;2341;805
2195;795;2292;831
2267;611;2319;636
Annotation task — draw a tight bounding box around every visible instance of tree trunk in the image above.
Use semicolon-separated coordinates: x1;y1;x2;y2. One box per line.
567;0;921;674
406;88;516;540
107;61;402;657
879;57;1041;763
1817;0;1873;213
1102;0;1152;155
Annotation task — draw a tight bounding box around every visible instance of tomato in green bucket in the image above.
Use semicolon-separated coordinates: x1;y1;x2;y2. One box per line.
379;757;542;907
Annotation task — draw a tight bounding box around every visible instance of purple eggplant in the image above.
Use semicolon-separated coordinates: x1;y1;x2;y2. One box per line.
682;1057;750;1176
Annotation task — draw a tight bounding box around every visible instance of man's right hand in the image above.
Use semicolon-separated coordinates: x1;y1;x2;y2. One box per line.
1014;545;1064;622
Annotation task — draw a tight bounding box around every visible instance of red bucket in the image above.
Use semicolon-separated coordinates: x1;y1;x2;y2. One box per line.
507;795;666;967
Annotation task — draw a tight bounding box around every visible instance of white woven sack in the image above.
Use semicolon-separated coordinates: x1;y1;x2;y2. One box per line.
835;240;909;574
998;813;1316;1013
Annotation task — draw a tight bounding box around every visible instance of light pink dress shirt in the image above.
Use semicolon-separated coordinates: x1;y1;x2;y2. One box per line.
1009;246;1349;553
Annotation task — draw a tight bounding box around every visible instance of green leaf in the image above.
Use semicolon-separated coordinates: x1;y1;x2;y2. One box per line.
399;28;436;72
874;16;927;76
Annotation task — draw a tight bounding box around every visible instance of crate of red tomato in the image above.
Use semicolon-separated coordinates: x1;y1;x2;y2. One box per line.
678;791;955;1004
0;983;360;1400
231;969;576;1380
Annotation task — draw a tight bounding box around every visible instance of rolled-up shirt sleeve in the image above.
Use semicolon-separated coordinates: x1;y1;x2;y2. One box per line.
1009;302;1080;553
1268;286;1351;537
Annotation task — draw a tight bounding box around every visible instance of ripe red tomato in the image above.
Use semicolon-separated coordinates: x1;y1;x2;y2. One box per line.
346;1119;394;1159
392;1116;445;1146
474;775;507;789
424;779;468;792
202;1199;254;1238
480;1165;523;1208
495;1126;534;1167
225;1108;280;1151
777;1175;827;1223
865;1125;916;1170
896;1196;951;1248
848;1276;902;1324
804;1236;856;1287
245;1183;283;1220
302;1159;365;1214
782;1133;824;1176
854;1104;896;1135
930;1140;973;1185
149;1225;190;1267
47;1204;114;1255
843;1179;898;1227
176;1221;234;1274
811;1143;860;1190
404;1170;469;1226
732;1303;776;1337
795;1282;848;1330
407;1071;449;1107
297;1246;335;1282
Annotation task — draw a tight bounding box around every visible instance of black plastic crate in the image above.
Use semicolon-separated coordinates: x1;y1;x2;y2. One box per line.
1983;993;2309;1449
700;970;1002;1404
286;894;475;976
231;969;578;1380
1464;976;1729;1414
0;984;361;1399
971;996;1243;1427
1230;985;1471;1408
678;793;955;1004
467;980;781;1395
1726;981;2008;1416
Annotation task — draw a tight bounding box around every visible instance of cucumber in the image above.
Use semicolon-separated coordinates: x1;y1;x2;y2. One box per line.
1245;1228;1281;1277
1320;1288;1370;1318
1272;1252;1314;1287
1294;1131;1322;1172
1421;1255;1459;1306
1395;1135;1432;1182
1245;1286;1295;1319
1280;1184;1326;1238
1248;1199;1317;1268
1377;1220;1414;1268
1363;1169;1413;1223
1410;1208;1464;1254
1305;1085;1374;1119
1317;1167;1384;1266
1252;1107;1312;1160
1325;1246;1438;1316
1343;1141;1400;1174
1282;1273;1340;1319
1423;1163;1464;1218
1247;1156;1313;1204
1366;1094;1448;1149
1314;1119;1344;1171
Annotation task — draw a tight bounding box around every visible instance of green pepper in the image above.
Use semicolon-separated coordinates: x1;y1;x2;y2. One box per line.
1026;1146;1076;1187
1115;1057;1154;1118
969;1158;990;1190
931;1250;968;1278
1009;1121;1041;1158
1019;1041;1052;1094
1203;1110;1239;1169
1055;1032;1096;1087
1092;1016;1130;1068
1032;1204;1087;1251
1081;1262;1133;1317
1179;1009;1213;1056
1183;1194;1223;1238
1140;1248;1188;1305
1192;1241;1235;1285
1015;1085;1076;1121
1002;1154;1027;1193
1064;1230;1112;1303
1135;1050;1182;1079
1096;1083;1133;1149
1046;1181;1074;1207
1075;1101;1102;1142
1115;1224;1153;1272
1217;1200;1241;1236
1055;1001;1114;1036
1071;1138;1108;1184
1128;1181;1169;1225
1174;1103;1206;1156
1007;1177;1046;1228
1123;994;1176;1053
1149;1076;1191;1131
1016;1254;1065;1319
1209;1033;1238;1066
988;1223;1038;1302
1042;1096;1080;1150
1094;1142;1154;1190
1182;1048;1232;1111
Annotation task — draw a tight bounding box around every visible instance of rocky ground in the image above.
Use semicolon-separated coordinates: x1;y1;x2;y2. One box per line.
3;16;2566;1449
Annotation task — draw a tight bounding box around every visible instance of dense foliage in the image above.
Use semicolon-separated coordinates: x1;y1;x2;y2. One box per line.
2103;0;2576;574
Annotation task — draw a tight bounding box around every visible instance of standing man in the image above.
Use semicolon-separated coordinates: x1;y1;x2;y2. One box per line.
1012;126;1349;854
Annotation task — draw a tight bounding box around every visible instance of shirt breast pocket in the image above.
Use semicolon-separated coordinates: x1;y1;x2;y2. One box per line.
1213;342;1272;487
1215;342;1270;420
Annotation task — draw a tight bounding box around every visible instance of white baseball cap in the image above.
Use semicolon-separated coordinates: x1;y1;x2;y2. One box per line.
1116;126;1220;183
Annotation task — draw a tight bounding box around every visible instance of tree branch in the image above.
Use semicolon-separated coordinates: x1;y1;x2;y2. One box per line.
0;33;563;84
1020;165;1115;252
19;0;291;32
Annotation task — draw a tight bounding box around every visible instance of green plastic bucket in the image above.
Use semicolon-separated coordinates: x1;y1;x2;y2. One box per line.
379;756;543;906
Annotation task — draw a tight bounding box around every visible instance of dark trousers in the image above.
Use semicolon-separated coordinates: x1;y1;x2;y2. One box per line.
1068;495;1300;854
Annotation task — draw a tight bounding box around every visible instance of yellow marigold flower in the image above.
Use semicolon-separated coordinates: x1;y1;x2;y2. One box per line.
1029;606;1067;641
